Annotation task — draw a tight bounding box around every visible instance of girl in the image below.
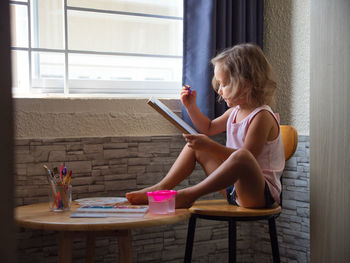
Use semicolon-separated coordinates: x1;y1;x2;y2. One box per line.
126;43;285;209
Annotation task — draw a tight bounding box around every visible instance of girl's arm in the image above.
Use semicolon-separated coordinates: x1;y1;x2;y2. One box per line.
181;87;232;136
243;110;279;158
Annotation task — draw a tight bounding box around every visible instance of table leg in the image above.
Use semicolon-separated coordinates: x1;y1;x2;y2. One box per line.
117;229;133;263
86;233;96;263
58;231;73;263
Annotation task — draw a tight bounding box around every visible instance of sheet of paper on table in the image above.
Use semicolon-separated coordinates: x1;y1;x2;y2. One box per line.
70;205;148;218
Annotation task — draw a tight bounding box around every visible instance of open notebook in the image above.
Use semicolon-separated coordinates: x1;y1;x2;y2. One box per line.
147;97;198;135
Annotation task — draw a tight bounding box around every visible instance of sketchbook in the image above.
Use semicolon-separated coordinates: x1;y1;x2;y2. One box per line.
70;205;148;218
147;97;198;135
74;197;127;206
70;213;145;218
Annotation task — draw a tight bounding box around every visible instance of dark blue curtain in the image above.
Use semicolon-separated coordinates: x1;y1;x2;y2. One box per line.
182;0;264;127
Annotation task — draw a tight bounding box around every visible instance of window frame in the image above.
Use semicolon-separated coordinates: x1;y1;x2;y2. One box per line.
10;0;183;98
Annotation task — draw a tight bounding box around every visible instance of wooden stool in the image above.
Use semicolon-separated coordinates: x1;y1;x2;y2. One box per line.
184;125;298;263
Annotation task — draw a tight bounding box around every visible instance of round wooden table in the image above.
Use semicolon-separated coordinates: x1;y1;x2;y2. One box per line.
15;202;190;263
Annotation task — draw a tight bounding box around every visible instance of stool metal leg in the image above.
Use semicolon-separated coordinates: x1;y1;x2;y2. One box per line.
268;218;280;263
228;220;236;263
184;215;197;263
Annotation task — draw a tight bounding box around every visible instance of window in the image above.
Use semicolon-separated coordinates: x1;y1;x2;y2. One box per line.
10;0;183;98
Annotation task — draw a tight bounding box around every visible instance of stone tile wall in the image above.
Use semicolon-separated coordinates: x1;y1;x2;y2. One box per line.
14;134;309;262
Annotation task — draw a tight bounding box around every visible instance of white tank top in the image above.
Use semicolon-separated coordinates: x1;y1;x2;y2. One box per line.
226;105;285;204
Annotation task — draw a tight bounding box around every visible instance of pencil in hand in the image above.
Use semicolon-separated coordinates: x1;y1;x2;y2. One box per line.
183;84;192;94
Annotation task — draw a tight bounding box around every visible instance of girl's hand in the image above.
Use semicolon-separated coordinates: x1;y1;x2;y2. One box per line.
183;133;212;151
180;85;197;109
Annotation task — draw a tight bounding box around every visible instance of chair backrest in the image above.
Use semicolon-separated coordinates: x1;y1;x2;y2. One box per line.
280;125;298;161
279;125;298;206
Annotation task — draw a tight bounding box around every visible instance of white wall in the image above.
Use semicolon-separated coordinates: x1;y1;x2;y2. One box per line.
264;0;310;135
14;98;181;139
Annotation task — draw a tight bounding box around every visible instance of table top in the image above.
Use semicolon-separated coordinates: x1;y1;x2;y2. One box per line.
15;202;190;232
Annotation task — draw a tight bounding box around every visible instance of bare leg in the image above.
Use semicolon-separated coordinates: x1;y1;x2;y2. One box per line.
175;149;267;209
126;144;224;204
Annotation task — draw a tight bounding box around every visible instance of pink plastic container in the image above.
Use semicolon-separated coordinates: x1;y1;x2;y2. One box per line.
147;190;177;214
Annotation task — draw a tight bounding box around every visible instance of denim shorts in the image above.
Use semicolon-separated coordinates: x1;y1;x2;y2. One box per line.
225;182;276;208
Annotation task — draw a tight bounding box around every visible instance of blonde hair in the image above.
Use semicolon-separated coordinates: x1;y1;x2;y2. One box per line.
211;43;277;107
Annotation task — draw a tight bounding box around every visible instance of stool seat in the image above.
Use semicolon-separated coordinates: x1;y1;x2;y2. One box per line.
190;199;281;218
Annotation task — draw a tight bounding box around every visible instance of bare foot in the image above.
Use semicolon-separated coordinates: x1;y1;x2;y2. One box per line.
126;184;163;205
175;189;196;209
